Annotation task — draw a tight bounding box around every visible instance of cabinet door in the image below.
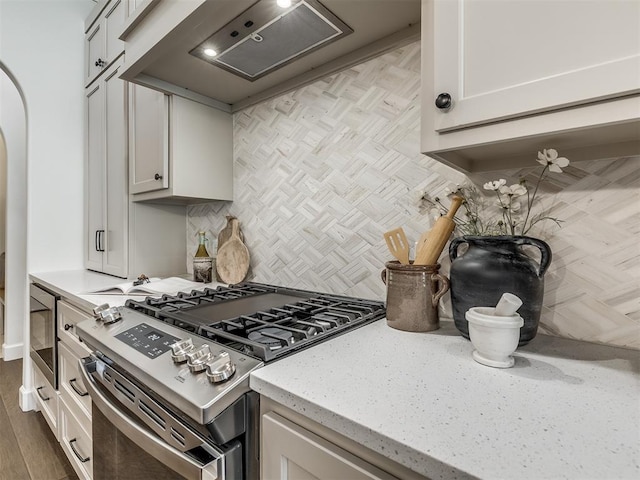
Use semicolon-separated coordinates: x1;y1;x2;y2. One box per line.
102;61;129;278
262;413;396;480
85;59;128;277
432;0;640;132
129;84;169;194
85;0;126;87
86;82;105;272
85;22;105;86
103;0;126;65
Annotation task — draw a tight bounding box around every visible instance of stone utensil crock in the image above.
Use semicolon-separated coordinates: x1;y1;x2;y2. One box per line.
381;261;450;332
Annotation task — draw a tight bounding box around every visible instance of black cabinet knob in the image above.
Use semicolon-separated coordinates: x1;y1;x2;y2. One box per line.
94;58;106;68
435;93;452;110
64;324;73;331
154;173;163;180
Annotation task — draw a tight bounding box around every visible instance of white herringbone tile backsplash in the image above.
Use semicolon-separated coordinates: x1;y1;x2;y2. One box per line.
188;41;640;350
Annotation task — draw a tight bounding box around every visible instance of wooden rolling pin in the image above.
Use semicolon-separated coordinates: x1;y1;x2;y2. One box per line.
414;196;464;265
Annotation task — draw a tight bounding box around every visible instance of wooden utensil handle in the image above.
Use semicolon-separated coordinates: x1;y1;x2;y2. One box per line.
230;218;240;237
446;196;464;219
415;196;463;265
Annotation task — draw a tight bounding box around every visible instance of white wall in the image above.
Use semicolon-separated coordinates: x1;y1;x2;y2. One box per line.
1;0;90;273
0;68;28;365
0;131;6;255
0;0;91;408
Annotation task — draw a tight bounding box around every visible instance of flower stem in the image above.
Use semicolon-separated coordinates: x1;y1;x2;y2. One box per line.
522;164;548;234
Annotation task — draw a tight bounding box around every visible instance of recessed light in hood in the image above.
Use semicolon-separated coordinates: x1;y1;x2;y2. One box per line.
190;0;353;81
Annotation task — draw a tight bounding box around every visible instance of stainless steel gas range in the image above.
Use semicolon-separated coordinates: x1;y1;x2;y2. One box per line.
76;282;385;480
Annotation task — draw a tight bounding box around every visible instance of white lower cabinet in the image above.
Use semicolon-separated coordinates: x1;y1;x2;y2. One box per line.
59;396;93;480
260;399;423;480
32;361;59;440
59;341;92;419
56;299;94;479
262;412;397;480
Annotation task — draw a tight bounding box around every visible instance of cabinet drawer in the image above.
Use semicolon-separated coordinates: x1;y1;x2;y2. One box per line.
59;341;92;420
60;397;93;480
262;412;396;480
32;362;59;440
58;300;93;358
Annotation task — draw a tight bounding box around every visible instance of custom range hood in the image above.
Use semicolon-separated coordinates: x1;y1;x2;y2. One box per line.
119;0;421;111
190;0;353;81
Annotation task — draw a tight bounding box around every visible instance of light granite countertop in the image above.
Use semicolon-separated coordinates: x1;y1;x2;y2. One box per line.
251;320;640;480
28;270;640;479
29;269;224;311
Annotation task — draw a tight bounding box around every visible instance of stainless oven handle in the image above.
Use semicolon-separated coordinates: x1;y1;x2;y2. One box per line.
79;359;221;480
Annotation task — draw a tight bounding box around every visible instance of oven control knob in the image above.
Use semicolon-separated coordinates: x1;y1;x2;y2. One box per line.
186;345;211;373
93;304;122;325
205;352;236;384
170;339;195;363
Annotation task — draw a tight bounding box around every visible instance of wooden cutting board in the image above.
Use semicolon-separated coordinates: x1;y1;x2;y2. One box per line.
217;215;244;253
216;218;250;285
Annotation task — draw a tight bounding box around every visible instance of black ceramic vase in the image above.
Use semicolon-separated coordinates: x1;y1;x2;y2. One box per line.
448;235;552;345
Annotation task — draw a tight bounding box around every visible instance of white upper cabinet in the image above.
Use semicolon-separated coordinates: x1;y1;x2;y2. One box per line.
129;85;234;204
85;0;127;86
129;85;168;194
433;0;640;131
421;0;640;172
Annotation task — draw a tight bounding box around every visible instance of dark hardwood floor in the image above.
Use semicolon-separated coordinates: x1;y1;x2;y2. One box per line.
0;358;78;480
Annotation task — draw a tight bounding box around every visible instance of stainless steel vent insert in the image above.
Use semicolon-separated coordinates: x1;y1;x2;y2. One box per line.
190;0;353;81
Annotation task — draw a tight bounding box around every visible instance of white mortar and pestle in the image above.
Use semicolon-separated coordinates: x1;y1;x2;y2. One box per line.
465;293;524;368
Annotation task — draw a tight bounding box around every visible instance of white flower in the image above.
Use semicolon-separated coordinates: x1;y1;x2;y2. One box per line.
499;184;527;196
510;200;522;212
537;148;570;173
483;179;506;191
495;196;522;211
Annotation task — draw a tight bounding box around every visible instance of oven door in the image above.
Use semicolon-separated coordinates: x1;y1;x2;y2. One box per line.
29;283;59;388
79;355;237;480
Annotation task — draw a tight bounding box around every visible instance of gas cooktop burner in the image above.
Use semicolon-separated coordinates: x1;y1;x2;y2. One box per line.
125;282;385;362
247;327;294;350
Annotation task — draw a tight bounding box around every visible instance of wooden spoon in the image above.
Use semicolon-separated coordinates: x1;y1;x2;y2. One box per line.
383;227;410;264
216;218;250;284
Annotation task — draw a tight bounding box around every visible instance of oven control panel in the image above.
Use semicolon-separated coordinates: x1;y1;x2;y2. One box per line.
115;323;181;359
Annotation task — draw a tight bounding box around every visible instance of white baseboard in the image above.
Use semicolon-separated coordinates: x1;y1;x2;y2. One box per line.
2;341;23;361
19;385;37;412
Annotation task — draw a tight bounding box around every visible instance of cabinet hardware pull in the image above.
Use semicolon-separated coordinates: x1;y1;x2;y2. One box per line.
435;92;452;110
154;173;163;180
64;323;73;331
69;378;89;397
36;386;50;401
96;229;105;252
69;438;90;463
94;58;106;68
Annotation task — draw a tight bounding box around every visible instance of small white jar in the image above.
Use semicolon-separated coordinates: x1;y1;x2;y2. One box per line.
465;307;524;368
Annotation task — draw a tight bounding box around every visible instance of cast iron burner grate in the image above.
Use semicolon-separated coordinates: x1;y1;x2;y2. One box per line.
125;282;385;362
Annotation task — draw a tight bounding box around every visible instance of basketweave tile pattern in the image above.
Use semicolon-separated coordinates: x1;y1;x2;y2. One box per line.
187;41;640;350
